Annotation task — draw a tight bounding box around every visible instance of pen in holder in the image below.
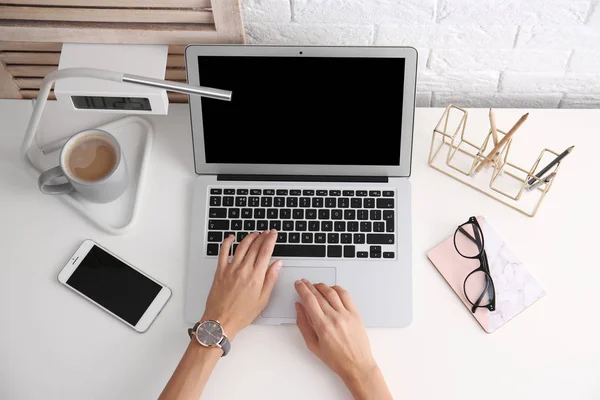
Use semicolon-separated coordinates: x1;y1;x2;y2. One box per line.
428;104;568;218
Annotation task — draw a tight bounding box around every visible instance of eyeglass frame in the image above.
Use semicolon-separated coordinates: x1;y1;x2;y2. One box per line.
453;216;496;313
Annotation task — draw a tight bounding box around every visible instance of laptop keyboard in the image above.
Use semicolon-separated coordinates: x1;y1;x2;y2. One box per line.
205;188;396;259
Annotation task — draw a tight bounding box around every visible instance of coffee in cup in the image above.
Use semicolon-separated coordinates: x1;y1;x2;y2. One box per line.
38;129;128;204
66;135;118;182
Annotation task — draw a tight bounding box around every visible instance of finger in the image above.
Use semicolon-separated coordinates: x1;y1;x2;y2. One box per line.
254;230;278;269
242;229;268;267
259;260;282;305
296;302;319;352
331;285;357;313
231;231;260;265
294;280;325;324
302;279;335;315
315;283;345;312
217;234;235;268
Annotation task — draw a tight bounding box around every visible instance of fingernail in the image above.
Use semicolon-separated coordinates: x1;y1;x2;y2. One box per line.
295;280;302;286
271;229;278;234
301;278;309;284
273;261;282;271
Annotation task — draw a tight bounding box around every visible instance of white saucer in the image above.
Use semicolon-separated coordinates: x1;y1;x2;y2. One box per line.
29;116;154;235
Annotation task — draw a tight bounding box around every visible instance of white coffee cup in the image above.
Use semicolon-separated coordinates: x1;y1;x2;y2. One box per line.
38;129;128;204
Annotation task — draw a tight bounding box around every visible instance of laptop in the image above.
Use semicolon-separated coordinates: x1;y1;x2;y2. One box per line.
184;45;416;327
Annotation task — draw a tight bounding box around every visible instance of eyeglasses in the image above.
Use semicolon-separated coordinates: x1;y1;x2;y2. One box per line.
453;216;496;313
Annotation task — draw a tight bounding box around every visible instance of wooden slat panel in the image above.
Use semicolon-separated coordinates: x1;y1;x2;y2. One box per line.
0;60;22;98
0;52;60;65
0;0;246;100
211;0;244;43
167;93;189;103
14;78;44;89
7;65;57;77
0;22;218;45
1;0;211;7
20;89;56;100
166;55;185;68
0;6;214;24
0;41;62;52
169;45;187;55
165;68;186;80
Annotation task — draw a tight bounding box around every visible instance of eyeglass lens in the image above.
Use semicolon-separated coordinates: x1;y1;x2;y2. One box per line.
455;222;484;258
464;270;493;307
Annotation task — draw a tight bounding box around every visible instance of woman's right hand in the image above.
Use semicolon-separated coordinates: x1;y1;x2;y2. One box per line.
294;279;392;400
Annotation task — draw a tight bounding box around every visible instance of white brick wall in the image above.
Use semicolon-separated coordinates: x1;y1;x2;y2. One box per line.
242;0;600;108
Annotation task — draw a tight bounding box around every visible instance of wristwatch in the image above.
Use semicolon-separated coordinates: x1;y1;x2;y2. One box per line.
188;320;231;357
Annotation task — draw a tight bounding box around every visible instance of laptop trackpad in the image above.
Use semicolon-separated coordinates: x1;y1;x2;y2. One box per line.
262;267;336;319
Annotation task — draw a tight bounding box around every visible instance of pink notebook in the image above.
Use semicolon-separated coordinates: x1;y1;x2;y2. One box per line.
427;216;546;333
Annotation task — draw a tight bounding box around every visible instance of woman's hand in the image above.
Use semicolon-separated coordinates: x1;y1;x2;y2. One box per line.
294;279;392;400
203;230;281;340
160;231;281;400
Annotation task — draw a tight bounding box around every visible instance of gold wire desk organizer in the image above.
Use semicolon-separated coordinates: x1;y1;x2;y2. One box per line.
428;104;564;217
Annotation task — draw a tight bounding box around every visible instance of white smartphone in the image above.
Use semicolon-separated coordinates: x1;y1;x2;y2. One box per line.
58;240;171;333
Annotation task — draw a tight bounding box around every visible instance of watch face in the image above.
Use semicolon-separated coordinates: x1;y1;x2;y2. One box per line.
196;321;223;346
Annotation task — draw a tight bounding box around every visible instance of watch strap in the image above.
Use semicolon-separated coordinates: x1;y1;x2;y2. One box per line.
188;321;201;339
219;336;231;357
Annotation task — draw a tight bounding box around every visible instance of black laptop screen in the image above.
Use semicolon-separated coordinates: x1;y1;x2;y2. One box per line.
198;55;405;166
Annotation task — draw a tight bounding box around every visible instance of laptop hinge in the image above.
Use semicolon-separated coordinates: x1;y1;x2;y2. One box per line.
217;174;388;183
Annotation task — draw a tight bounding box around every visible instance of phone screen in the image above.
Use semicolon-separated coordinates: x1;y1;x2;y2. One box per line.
66;245;162;326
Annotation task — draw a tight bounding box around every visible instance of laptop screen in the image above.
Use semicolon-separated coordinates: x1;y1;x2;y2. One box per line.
197;55;405;166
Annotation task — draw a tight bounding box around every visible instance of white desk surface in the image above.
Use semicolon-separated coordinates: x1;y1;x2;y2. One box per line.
1;100;599;400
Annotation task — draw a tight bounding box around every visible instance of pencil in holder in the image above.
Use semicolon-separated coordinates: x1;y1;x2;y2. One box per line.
473;126;512;175
429;105;511;177
428;104;569;218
